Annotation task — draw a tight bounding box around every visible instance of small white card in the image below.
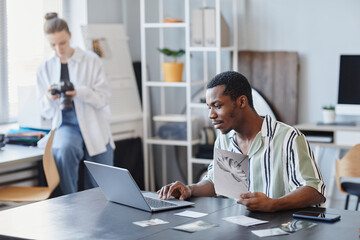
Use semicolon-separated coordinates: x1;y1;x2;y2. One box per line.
223;215;268;226
133;218;169;227
251;228;289;237
174;210;208;218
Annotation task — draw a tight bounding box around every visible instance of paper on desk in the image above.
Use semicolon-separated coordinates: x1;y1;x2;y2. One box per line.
223;215;268;226
133;218;169;227
251;228;289;237
174;210;208;218
214;148;249;200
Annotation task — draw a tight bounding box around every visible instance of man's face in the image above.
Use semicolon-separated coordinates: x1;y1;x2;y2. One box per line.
206;85;239;134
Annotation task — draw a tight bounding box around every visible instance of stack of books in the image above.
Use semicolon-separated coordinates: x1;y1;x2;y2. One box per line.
6;128;47;146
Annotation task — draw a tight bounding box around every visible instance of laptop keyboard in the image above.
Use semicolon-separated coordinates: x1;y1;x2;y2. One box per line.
144;197;177;209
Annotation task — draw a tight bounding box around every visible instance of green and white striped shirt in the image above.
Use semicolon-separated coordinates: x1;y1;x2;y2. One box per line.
204;115;326;200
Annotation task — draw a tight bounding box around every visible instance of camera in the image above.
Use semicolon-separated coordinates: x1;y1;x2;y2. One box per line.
0;133;5;149
50;81;75;109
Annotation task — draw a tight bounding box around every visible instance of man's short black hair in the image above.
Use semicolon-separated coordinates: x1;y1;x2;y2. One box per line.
207;71;254;109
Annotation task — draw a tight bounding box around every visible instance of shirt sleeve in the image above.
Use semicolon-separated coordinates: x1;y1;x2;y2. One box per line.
37;63;59;119
75;57;111;109
287;134;326;199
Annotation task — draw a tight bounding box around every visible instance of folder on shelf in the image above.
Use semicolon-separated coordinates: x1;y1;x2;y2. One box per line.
191;9;204;46
203;8;230;47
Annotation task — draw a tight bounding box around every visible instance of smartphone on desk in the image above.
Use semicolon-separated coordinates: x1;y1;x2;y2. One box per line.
293;211;340;222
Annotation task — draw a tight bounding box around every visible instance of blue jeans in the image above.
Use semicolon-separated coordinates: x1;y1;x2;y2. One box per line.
52;108;113;195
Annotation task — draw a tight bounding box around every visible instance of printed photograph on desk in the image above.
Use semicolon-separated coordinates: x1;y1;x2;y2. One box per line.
280;220;317;233
214;148;249;199
173;220;218;233
251;228;289;237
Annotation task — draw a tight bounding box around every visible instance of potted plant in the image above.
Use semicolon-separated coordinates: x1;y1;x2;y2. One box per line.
322;105;336;124
157;48;185;82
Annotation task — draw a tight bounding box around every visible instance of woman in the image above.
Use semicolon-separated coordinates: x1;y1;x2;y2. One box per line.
37;12;115;194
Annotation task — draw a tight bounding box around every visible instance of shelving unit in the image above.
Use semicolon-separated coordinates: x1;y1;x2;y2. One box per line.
140;0;238;191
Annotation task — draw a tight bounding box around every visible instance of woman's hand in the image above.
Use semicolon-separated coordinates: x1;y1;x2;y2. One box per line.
65;90;77;100
46;88;59;101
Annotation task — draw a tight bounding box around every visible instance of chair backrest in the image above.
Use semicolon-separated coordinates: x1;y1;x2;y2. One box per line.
335;144;360;194
42;130;60;192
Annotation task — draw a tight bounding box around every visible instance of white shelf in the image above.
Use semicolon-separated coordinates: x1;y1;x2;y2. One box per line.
191;81;206;86
144;22;186;28
190;103;208;109
144;81;204;87
191;158;213;165
146;137;200;146
141;0;238;190
189;46;236;52
144;81;187;87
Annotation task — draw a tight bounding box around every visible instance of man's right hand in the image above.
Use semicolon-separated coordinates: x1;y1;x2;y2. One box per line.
157;181;192;201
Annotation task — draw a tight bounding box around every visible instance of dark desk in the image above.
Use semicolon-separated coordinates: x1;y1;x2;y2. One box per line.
0;188;358;240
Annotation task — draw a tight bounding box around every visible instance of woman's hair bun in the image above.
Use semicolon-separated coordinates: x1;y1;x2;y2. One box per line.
44;12;58;21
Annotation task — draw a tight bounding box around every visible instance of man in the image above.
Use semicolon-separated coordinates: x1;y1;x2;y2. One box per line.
158;71;326;212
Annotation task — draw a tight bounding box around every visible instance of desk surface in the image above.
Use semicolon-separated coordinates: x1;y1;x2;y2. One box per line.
295;122;360;131
295;122;360;149
0;144;44;167
0;188;358;240
0;123;44;167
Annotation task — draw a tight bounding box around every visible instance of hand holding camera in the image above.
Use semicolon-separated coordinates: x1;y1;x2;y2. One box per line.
49;81;75;109
0;134;6;150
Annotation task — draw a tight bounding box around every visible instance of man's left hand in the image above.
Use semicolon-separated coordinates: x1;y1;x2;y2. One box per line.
237;191;276;212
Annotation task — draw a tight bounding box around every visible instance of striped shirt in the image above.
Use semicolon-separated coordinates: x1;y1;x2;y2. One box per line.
203;115;326;200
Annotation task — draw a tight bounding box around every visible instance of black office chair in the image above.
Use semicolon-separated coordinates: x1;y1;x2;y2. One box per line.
336;144;360;210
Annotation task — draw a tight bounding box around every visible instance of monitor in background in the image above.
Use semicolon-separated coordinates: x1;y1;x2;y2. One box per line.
336;55;360;116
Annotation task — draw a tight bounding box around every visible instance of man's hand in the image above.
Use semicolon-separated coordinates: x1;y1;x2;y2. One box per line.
237;191;275;212
157;181;192;201
237;187;325;212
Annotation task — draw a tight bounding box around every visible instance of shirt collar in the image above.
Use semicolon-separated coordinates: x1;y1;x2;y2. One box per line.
260;114;277;138
228;114;275;157
68;47;84;63
50;47;84;63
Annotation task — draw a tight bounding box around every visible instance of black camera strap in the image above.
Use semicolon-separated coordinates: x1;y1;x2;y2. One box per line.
60;63;75;108
60;63;70;83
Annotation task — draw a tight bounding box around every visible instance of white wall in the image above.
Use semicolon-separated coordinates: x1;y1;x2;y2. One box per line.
242;0;360;123
63;0;88;49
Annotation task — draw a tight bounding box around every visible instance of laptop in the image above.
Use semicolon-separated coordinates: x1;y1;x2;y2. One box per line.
84;161;194;212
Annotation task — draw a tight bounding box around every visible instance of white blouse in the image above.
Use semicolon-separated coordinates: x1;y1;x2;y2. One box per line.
37;47;115;156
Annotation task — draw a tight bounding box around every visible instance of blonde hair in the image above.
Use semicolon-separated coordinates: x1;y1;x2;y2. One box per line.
44;12;70;34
